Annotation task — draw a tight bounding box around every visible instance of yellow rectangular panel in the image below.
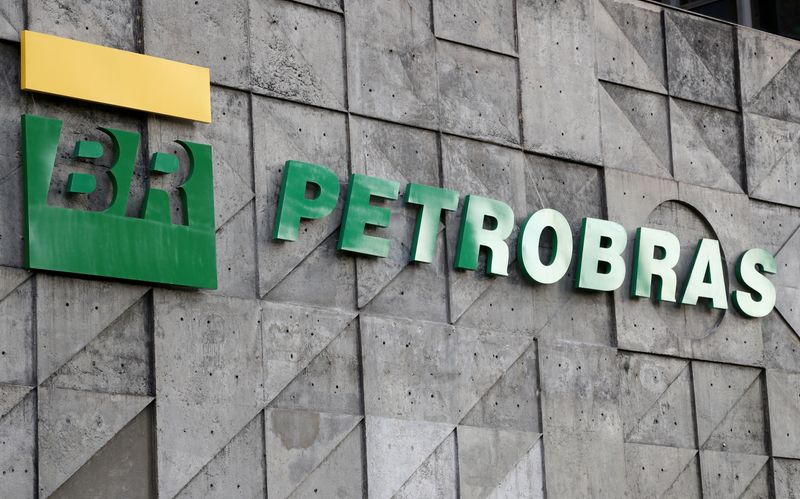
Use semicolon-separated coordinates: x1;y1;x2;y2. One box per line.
21;31;211;123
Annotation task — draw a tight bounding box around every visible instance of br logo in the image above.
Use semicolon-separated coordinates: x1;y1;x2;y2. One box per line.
22;115;217;288
19;31;216;288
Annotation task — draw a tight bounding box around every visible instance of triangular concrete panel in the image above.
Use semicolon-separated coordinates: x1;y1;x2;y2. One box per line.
213;155;255;230
619;353;688;439
49;296;151;396
460;343;539;432
704;377;766;454
699;450;768;498
662;453;702;498
692;361;761;447
289;421;365;499
36;275;149;382
0;384;32;419
745;112;800;206
365;416;454;499
739;29;799;107
458;426;540;499
0;266;29;303
395;431;457;499
596;0;666;94
265;409;361;498
0;391;35;498
599;83;670;178
38;386;152;498
486;438;544;499
670;99;742;193
624;443;698;498
776;287;800;341
626;361;695;449
262;301;357;404
176;412;266;499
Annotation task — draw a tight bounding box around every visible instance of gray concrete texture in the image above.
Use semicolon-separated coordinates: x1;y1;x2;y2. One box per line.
0;0;798;497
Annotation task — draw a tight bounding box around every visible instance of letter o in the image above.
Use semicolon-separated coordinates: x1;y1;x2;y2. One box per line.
517;208;573;284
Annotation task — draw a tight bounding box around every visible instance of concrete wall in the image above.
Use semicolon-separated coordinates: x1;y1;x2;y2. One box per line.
0;0;799;497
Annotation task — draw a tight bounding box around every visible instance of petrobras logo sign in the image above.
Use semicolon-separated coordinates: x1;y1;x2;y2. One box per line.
19;31;217;288
16;32;778;320
273;160;778;319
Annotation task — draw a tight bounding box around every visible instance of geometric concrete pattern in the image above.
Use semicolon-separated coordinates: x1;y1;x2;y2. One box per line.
0;0;798;498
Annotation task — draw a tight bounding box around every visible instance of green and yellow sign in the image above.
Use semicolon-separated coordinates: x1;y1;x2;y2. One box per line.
20;31;216;288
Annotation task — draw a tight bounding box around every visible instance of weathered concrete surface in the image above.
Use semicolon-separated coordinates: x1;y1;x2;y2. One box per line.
539;340;625;498
457;426;542;499
36;275;149;383
744;111;800;207
37;386;152;497
665;9;738;111
692;361;766;455
437;40;520;146
261;300;356;404
365;416;454;499
176;412;265;499
268;319;362;415
28;0;139;51
619;352;695;448
0;2;22;41
0;272;34;386
670;97;744;193
143;0;250;88
394;430;457;499
599;81;672;178
153;291;263;499
699;450;770;497
433;0;516;55
774;458;800;499
265;408;360;498
48;295;152;396
524;156;614;346
51;405;155;499
518;0;601;164
623;443;700;497
766;370;800;459
361;315;532;424
738;26;800;123
0;390;35;499
345;0;438;128
595;0;666;94
250;0;345;109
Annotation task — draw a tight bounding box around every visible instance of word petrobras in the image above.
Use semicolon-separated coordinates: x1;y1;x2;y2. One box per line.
273;160;777;319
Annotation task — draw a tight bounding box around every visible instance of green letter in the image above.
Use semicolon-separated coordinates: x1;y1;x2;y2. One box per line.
680;238;728;309
732;248;776;318
454;195;514;276
338;173;400;257
575;217;627;291
273;160;340;241
630;227;681;302
404;183;459;263
517;208;573;284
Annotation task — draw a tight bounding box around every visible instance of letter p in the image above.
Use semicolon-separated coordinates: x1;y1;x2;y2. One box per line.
273;160;340;241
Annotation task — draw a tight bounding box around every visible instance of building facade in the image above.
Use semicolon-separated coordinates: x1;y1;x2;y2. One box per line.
0;0;799;497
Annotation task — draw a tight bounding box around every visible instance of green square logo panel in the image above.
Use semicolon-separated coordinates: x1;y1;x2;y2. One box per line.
21;114;217;289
